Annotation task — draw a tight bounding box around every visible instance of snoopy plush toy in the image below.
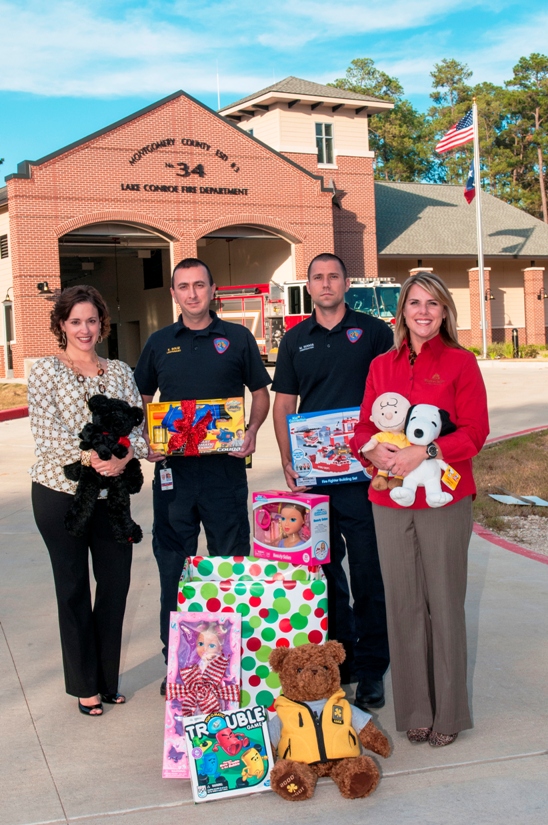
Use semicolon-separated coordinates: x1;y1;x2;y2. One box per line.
389;404;457;508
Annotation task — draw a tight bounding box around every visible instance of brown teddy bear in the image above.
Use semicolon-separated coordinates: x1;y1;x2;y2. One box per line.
268;641;391;801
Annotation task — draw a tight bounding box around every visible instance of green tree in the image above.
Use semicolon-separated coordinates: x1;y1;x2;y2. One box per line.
505;53;548;222
330;58;431;181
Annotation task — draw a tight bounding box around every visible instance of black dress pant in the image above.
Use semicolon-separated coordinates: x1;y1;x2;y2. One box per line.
32;483;133;697
311;481;389;681
152;455;250;661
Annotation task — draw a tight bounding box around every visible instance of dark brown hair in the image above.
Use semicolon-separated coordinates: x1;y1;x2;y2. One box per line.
50;285;111;349
172;257;213;287
307;253;347;280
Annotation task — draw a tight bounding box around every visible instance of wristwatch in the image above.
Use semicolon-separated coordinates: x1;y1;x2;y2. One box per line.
425;443;438;460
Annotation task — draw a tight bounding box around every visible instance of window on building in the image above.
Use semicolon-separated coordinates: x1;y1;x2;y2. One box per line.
0;235;8;259
315;123;334;164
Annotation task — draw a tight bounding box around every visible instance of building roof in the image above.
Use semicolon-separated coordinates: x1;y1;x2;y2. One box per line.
375;181;548;257
220;76;393;118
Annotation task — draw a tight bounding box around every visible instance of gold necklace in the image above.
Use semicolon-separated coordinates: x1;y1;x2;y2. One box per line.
65;352;106;399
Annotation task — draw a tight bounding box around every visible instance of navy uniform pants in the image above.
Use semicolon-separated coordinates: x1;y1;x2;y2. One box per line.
311;481;389;681
152;454;250;660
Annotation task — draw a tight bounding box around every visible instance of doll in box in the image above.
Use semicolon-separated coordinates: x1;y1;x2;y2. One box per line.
277;504;309;549
165;617;240;716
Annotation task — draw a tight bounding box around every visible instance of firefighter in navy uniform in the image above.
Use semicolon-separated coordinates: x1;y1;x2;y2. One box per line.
272;253;393;711
135;258;271;692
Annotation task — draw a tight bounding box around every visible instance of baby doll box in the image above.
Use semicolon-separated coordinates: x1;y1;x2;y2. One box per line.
252;490;330;565
178;556;328;715
162;611;241;780
147;397;245;455
287;408;371;487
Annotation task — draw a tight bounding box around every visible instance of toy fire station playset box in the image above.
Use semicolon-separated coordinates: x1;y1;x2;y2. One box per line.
252;490;330;565
147;398;245;455
287;408;371;487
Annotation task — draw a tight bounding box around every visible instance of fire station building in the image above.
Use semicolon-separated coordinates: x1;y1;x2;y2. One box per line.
1;76;547;378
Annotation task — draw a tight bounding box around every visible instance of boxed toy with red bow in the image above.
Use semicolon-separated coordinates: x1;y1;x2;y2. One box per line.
252;490;330;565
287;408;370;486
162;612;241;779
147;398;245;455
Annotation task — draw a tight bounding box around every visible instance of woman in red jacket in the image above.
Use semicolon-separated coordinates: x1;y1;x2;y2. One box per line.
351;271;489;747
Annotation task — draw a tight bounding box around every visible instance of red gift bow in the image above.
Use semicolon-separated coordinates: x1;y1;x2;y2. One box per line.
165;654;240;715
167;400;212;456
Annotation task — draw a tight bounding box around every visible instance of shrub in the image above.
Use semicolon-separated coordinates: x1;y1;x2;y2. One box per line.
466;346;481;355
519;344;539;358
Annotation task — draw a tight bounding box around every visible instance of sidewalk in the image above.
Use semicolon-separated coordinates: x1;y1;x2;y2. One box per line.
1;364;547;825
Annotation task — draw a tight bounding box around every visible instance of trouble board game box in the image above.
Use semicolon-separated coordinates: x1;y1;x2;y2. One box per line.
147;398;245;455
252;490;330;565
287;408;371;487
185;706;272;802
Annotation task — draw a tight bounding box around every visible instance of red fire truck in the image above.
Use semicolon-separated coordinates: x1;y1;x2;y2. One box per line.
212;277;400;362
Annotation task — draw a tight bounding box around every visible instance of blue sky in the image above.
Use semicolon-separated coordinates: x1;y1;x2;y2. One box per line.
2;0;547;180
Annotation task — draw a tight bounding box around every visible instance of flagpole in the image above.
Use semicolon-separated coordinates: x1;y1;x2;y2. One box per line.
472;99;488;359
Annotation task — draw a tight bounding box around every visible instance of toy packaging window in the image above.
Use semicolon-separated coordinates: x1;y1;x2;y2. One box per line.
147;398;245;455
185;706;272;802
178;556;328;715
287;408;371;487
252;490;330;565
162;612;241;779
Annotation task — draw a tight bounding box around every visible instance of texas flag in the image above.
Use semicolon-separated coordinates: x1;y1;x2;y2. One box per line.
464;160;475;204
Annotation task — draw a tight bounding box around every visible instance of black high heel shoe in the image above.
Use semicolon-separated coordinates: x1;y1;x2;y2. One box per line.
78;699;103;716
100;693;126;704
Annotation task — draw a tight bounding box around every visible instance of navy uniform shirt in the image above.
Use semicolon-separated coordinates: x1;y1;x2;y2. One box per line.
134;311;271;400
271;306;393;412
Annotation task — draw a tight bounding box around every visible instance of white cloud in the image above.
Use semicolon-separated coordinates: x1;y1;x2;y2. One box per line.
0;0;543;99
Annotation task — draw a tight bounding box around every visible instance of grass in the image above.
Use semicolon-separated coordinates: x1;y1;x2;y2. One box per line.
473;430;548;533
0;383;28;411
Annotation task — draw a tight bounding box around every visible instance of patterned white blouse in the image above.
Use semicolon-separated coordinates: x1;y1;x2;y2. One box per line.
28;356;148;495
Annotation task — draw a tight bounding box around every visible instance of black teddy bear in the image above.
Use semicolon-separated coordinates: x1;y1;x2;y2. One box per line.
64;394;145;543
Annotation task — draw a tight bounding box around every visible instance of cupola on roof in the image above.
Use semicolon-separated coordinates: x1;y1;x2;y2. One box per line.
220;76;393;119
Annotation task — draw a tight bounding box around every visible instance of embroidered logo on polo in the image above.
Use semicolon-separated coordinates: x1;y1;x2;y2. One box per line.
166;346;181;354
214;337;230;354
425;373;445;385
347;328;363;343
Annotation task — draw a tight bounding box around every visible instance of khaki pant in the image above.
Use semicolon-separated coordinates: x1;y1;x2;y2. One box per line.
372;497;473;733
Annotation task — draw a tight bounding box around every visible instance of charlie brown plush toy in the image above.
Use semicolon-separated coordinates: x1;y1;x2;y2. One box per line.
268;641;391;801
358;392;411;491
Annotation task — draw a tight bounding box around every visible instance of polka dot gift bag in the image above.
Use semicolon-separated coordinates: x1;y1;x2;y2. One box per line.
178;556;328;713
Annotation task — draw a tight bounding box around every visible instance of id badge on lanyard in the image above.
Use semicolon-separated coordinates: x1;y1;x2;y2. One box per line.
159;460;173;491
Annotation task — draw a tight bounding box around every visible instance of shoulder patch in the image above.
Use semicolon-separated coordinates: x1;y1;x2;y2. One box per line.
214;337;230;354
346;328;363;343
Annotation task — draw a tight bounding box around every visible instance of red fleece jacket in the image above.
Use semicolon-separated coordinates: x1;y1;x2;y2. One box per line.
350;335;489;509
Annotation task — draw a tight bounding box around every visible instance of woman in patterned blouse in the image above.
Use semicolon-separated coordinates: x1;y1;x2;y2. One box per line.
28;285;147;716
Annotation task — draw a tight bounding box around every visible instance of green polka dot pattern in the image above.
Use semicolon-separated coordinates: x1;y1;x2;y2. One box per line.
177;556;328;710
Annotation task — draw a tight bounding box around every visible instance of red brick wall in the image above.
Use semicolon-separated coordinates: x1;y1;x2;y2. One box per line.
6;94;335;376
468;267;492;348
523;267;546;344
282;154;377;280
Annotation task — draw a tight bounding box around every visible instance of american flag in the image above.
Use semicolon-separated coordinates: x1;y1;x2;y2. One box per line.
464;160;475;203
435;110;474;153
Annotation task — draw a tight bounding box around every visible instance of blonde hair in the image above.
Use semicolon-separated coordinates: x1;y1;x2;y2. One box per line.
394;271;462;350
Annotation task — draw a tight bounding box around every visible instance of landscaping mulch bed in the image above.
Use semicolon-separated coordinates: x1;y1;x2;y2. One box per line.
473;431;548;557
0;383;27;411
